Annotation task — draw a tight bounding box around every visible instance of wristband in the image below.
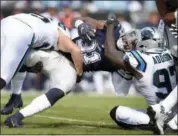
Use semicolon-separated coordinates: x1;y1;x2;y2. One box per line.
174;10;177;19
75;20;84;28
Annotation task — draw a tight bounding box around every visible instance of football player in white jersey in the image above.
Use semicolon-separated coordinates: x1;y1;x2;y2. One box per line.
146;1;178;134
146;37;177;135
2;16;136;128
147;49;177;135
2;17;121;127
147;86;177;134
104;15;177;132
3;49;78;128
0;13;83;90
1;15;118;115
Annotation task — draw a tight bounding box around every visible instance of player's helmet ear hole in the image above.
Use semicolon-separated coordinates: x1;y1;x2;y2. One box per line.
110;106;119;120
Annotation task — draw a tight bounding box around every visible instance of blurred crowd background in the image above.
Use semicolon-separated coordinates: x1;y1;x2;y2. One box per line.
1;0;161;95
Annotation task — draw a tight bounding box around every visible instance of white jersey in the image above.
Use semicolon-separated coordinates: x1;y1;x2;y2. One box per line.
123;49;176;105
1;13;69;86
11;13;68;50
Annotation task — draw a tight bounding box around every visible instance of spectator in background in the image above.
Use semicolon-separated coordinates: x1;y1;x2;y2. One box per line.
31;1;44;15
41;1;59;21
1;1;16;10
143;1;157;12
13;1;27;15
93;72;115;95
71;1;82;10
80;8;89;17
59;2;80;30
116;13;132;32
136;11;160;29
128;0;148;28
70;8;87;39
147;11;160;27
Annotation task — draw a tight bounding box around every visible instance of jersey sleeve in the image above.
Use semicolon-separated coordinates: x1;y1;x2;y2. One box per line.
123;50;147;72
55;21;70;38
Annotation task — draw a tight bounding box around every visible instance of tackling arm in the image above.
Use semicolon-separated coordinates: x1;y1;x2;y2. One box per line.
57;29;83;76
104;23;143;80
72;17;105;29
104;23;125;70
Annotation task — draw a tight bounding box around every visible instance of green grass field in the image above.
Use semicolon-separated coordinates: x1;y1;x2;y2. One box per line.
0;92;175;135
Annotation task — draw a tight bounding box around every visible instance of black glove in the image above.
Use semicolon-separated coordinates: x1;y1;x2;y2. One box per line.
78;23;95;44
105;13;118;26
26;61;43;73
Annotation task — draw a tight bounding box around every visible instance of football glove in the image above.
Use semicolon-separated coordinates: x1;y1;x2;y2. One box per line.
78;23;95;44
105;13;119;26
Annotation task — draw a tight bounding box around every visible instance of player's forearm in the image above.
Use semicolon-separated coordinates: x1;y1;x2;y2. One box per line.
105;24;116;53
71;48;83;76
156;0;168;17
104;24;125;70
72;17;105;29
156;0;177;24
57;29;83;76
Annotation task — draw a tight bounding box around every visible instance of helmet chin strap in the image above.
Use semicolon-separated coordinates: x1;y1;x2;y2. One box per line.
117;29;140;52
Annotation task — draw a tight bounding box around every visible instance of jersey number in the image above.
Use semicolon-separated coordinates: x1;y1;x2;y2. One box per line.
153;65;176;99
30;13;52;23
83;41;101;64
31;13;66;32
84;52;101;64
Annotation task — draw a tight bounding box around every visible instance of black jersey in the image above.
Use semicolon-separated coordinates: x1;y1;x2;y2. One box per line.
73;26;122;72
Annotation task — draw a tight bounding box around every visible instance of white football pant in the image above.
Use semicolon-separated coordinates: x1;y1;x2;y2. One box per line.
1;16;33;85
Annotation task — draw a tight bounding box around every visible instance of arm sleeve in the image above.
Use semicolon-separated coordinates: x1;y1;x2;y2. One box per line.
123;51;147;72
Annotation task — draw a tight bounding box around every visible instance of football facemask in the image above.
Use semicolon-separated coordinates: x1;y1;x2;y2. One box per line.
116;29;140;52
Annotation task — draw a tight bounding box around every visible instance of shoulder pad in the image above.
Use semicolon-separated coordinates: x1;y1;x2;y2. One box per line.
123;52;139;69
123;50;147;72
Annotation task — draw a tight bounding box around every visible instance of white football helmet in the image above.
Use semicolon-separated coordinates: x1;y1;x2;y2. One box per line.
116;29;140;52
136;27;165;54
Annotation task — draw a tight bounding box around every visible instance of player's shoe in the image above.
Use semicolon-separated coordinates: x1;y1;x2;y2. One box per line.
5;114;23;128
147;104;168;135
1;94;23;115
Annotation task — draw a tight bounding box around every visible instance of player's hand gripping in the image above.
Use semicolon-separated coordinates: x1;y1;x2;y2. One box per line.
105;13;118;27
163;12;177;25
78;23;95;44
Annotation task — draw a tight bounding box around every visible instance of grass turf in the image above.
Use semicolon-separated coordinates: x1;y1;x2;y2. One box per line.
0;92;175;135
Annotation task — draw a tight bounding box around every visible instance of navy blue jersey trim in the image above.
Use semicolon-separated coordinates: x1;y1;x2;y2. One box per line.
130;51;147;72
